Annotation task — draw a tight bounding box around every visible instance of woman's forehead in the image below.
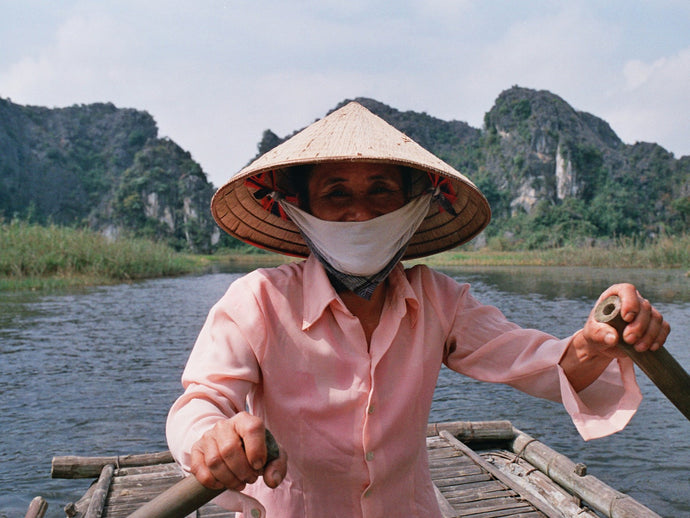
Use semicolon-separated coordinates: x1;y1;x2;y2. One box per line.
310;162;403;182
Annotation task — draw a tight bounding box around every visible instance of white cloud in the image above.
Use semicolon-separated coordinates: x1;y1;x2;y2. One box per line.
623;59;667;91
1;10;138;106
465;6;621;111
608;47;690;156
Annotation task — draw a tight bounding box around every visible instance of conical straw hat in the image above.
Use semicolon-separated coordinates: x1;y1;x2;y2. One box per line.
211;101;491;259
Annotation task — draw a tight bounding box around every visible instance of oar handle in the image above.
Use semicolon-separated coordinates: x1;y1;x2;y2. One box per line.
128;476;222;518
128;428;280;518
594;295;690;421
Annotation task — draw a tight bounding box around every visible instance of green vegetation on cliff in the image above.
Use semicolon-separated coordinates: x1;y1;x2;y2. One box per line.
112;138;216;251
0;98;219;252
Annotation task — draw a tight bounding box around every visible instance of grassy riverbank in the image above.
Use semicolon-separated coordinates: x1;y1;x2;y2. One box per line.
421;234;690;269
0;221;202;291
1;221;688;291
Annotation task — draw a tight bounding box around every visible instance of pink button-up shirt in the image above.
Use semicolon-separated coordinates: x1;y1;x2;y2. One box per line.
167;255;641;517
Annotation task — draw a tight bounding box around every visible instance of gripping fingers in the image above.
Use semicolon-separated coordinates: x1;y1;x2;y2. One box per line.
233;415;269;471
616;290;669;352
190;444;225;490
634;306;669;352
622;297;650;345
188;414;279;492
211;434;259;489
191;423;259;490
263;444;287;488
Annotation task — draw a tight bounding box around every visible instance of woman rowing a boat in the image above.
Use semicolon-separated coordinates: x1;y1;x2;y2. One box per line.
166;102;669;517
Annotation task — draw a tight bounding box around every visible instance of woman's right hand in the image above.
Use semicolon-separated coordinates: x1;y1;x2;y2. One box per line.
189;411;287;491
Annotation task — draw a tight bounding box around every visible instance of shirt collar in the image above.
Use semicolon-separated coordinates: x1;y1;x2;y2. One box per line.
301;255;420;330
385;261;420;328
301;255;340;331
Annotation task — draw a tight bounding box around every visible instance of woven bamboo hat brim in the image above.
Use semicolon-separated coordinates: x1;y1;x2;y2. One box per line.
211;101;491;259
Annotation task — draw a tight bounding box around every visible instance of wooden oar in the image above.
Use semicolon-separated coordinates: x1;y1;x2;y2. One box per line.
594;295;690;421
128;476;224;518
128;429;279;518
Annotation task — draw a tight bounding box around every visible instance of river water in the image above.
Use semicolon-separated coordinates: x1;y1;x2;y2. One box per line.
1;265;688;517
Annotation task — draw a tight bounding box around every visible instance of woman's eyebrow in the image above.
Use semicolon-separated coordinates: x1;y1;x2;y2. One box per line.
321;176;348;186
319;174;400;187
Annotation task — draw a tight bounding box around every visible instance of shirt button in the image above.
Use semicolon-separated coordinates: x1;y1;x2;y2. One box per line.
366;451;374;461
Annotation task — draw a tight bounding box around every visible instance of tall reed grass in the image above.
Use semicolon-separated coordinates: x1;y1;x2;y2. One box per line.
0;220;198;290
424;234;689;269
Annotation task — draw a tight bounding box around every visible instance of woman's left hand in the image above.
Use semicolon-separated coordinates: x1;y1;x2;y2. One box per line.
561;283;670;391
583;283;670;357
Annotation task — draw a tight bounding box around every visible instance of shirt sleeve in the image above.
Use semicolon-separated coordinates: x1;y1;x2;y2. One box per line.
166;279;265;471
442;282;642;440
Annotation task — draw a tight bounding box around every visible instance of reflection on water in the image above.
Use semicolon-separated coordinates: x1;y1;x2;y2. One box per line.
0;266;688;517
435;265;689;303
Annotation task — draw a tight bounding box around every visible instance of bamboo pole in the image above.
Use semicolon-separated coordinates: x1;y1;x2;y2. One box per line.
24;497;48;518
426;420;515;441
594;295;690;421
511;429;661;518
52;451;174;479
84;464;114;518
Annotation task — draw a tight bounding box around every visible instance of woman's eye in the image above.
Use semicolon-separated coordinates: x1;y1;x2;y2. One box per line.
371;184;398;195
325;189;349;199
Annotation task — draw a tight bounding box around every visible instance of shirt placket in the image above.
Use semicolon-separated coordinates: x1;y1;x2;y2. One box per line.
359;293;410;517
327;299;379;516
360;358;378;516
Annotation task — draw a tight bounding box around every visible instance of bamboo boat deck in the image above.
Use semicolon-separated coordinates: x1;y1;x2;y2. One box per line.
36;420;661;518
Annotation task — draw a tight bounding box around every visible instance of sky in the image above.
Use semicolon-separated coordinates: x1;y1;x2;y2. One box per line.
1;0;689;188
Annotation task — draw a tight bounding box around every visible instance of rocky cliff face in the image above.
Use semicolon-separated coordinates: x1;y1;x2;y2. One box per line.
0;98;218;252
108;138;219;252
482;87;628;212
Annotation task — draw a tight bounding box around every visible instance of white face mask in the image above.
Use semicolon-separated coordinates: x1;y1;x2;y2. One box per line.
279;194;432;276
